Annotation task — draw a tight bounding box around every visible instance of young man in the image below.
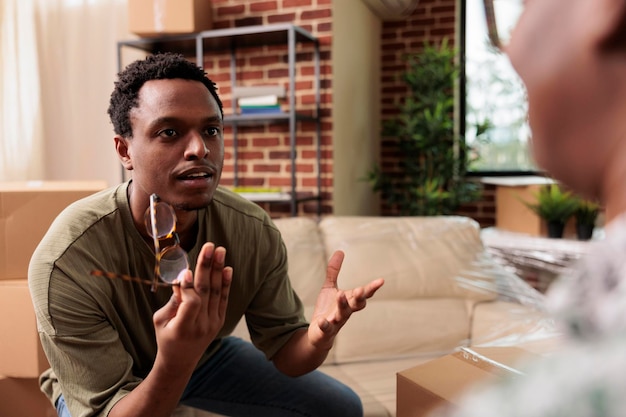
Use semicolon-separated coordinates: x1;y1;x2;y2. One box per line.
29;53;384;417
438;0;626;415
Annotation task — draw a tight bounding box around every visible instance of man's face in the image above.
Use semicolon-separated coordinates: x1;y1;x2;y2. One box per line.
119;78;224;210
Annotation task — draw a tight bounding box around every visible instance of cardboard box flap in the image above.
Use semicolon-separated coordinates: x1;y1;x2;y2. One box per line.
455;347;526;376
397;346;534;417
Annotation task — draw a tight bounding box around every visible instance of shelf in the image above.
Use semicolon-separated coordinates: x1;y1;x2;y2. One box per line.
236;192;292;203
224;113;317;125
236;192;322;205
118;24;318;56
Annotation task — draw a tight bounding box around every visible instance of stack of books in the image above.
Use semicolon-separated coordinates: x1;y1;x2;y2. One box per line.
233;85;286;115
231;186;290;202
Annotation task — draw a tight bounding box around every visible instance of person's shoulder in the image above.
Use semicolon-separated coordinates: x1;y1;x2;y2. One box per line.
211;186;276;226
51;185;121;231
29;184;124;310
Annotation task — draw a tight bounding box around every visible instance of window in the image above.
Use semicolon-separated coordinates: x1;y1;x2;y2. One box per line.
462;0;536;173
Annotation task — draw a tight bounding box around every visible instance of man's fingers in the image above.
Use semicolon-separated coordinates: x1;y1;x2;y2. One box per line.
362;278;385;298
324;250;345;287
194;242;215;294
154;290;182;327
336;291;351;321
218;266;233;317
207;246;227;317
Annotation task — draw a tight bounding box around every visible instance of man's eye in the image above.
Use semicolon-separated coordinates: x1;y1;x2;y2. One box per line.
204;127;220;136
159;129;177;137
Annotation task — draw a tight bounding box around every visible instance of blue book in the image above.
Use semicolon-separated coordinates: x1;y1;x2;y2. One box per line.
239;106;283;115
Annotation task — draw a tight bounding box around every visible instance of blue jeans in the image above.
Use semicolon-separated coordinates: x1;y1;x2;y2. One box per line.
56;336;362;417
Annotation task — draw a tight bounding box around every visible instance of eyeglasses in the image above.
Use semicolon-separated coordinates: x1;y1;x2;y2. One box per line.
483;0;524;49
91;193;190;292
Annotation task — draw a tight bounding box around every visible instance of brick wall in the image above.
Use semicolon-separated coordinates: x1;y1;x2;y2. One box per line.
206;0;496;225
206;0;333;217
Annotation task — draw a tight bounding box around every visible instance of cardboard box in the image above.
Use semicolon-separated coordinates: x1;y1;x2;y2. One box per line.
0;376;56;417
397;347;534;417
482;177;576;237
0;181;106;280
0;279;49;378
128;0;213;37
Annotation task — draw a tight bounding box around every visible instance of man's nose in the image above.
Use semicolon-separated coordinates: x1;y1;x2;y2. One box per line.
184;132;209;160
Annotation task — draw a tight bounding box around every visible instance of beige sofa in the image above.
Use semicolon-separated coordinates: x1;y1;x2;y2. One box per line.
186;215;559;417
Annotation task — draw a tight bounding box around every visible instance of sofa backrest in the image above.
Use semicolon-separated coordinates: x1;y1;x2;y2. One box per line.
273;215;499;305
272;215;505;363
318;216;499;302
273;216;327;306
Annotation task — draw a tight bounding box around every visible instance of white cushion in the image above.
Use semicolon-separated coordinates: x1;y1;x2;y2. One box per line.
273;217;327;305
318;216;497;301
331;298;473;364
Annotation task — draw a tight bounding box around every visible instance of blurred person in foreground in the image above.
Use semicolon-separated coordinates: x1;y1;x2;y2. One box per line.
28;52;384;417
437;0;626;416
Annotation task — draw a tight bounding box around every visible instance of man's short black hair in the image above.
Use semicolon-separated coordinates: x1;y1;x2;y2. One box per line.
108;52;223;138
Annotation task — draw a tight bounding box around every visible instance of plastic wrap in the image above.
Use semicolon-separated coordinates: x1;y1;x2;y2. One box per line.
270;215;564;364
481;227;594;293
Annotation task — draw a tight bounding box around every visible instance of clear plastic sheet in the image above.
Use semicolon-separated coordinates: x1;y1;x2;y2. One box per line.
481;227;595;293
271;216;565;362
447;230;564;353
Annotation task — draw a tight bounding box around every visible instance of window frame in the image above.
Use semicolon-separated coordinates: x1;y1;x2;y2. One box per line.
459;0;542;177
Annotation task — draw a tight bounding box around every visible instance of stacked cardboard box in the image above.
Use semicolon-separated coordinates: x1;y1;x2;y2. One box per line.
0;181;107;417
128;0;213;37
482;176;560;237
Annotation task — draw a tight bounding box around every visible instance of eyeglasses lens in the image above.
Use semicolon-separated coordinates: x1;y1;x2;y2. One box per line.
159;246;189;284
144;196;189;286
144;201;176;239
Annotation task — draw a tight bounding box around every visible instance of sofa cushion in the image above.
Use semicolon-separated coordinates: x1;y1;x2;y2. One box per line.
470;300;563;352
329;298;473;364
318;216;498;301
273;217;327;305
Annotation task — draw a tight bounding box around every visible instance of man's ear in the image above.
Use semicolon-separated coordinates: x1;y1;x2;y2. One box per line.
593;0;626;51
114;136;133;171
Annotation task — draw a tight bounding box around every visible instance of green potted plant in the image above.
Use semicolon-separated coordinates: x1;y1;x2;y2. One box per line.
574;199;600;240
366;39;489;216
523;183;579;238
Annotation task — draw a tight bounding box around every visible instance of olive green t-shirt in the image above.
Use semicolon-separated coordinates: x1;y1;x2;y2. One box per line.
28;181;307;417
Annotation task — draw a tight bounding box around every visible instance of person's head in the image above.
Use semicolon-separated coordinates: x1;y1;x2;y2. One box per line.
504;0;626;214
109;53;225;212
108;52;223;138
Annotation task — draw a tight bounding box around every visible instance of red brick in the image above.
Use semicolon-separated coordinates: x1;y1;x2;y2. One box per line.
283;0;313;7
317;22;332;32
252;137;281;147
250;1;279;12
253;164;281;173
269;178;293;187
300;9;331;20
238;151;265;160
268;13;297;23
249;55;282;66
215;5;246;17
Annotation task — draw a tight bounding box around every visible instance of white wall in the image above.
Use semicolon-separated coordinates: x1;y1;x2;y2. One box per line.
36;0;131;187
331;0;381;216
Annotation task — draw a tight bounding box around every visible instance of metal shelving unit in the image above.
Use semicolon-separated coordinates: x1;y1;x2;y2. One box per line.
117;23;322;216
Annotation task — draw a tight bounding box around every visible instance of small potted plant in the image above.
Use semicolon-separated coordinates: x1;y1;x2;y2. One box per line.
523;183;579;238
574;199;600;240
